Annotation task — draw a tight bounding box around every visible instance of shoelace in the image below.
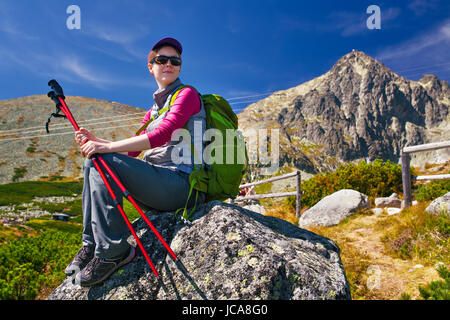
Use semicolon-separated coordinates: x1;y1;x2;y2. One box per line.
84;257;102;273
74;246;89;263
78;246;92;259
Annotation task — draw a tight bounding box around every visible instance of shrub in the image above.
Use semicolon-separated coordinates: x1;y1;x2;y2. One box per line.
414;180;450;202
418;265;450;300
0;228;81;300
12;166;27;182
299;159;403;208
26;146;36;153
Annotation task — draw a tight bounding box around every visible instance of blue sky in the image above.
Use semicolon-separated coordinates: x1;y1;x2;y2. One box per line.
0;0;449;113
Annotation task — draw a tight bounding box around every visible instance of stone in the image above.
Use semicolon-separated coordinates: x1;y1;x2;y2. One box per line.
425;191;450;216
299;189;370;227
386;208;402;216
375;193;402;208
47;201;351;300
242;204;266;214
371;208;384;215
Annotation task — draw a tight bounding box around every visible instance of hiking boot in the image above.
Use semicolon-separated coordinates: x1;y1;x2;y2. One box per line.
65;245;95;276
75;246;135;287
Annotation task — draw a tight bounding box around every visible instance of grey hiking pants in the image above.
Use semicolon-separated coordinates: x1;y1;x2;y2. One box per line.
81;153;205;259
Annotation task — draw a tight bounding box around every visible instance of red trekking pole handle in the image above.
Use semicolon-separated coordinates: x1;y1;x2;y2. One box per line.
48;79;65;99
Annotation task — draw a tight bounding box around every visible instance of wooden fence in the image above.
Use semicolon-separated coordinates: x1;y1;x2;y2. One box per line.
232;171;302;218
401;140;450;208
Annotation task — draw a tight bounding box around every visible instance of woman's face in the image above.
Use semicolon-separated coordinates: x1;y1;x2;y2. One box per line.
148;46;181;89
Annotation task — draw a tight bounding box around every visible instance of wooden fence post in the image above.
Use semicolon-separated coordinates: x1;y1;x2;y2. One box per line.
296;171;301;218
401;152;412;208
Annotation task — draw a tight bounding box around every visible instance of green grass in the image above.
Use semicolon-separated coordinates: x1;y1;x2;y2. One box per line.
33;199;82;217
0;180;83;206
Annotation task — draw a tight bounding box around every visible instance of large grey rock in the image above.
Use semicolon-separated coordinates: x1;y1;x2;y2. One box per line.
375;193;402;208
47;201;351;300
299;189;370;227
425;191;450;216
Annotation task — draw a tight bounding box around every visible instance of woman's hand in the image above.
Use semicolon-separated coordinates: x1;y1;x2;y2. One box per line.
75;128;98;146
75;128;150;158
80;140;111;159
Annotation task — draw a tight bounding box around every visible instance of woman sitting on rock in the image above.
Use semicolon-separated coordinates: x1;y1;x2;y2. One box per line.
65;37;206;287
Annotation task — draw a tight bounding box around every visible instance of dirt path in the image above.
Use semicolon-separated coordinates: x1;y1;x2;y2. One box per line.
342;214;441;299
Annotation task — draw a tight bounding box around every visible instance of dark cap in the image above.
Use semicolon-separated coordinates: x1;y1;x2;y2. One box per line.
151;37;182;55
148;37;183;63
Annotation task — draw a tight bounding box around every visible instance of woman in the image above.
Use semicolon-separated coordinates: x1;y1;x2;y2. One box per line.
66;37;206;287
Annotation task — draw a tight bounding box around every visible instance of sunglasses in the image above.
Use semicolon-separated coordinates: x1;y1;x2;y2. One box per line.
150;55;182;66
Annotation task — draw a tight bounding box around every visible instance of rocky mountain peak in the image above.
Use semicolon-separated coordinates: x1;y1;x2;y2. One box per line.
330;50;394;80
238;50;449;174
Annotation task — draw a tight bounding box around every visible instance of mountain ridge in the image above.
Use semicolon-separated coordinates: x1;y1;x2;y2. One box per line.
0;94;146;184
238;50;449;175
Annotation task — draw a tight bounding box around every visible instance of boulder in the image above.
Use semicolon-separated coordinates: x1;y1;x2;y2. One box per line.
374;193;402;208
242;204;266;214
386;208;402;216
47;201;351;300
371;208;384;215
425;191;450;216
299;189;370;227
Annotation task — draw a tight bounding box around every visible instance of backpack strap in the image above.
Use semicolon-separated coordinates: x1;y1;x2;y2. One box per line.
170;85;204;221
135;105;170;135
174;177;199;221
135;85;194;136
169;85;199;106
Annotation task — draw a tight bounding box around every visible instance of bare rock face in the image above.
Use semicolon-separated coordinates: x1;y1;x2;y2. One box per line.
47;201;351;300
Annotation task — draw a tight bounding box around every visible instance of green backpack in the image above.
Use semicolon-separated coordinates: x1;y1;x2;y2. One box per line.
170;85;249;220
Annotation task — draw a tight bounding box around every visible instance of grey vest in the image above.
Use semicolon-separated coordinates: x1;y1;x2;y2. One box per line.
142;78;206;174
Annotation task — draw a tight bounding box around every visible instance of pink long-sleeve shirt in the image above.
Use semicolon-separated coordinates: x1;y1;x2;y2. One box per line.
128;87;201;157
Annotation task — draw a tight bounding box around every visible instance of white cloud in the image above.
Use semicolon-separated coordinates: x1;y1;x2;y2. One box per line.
82;21;150;61
57;56;152;89
328;7;401;37
408;0;440;16
375;19;450;80
376;19;450;61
